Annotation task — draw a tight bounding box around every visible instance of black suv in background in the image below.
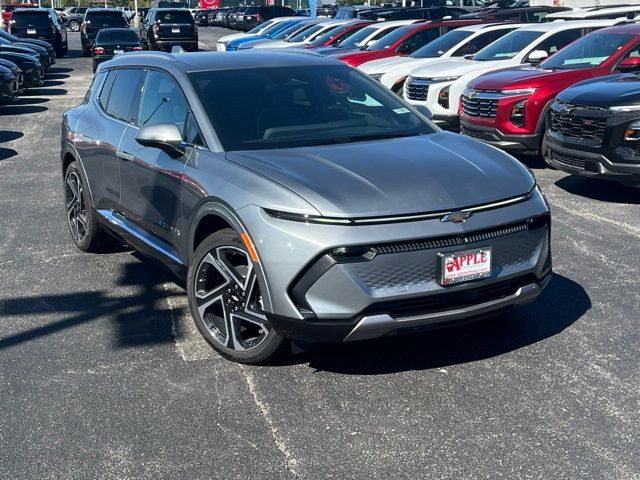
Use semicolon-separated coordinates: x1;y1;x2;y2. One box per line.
61;6;88;32
81;9;129;57
8;8;67;57
141;8;198;52
240;6;295;31
546;73;640;187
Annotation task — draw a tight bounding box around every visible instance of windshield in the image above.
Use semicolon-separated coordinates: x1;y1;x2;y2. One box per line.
11;12;51;27
189;65;433;151
156;10;193;23
288;23;324;42
411;29;473;58
96;29;139;42
541;32;635;70
340;25;398;48
309;24;347;46
272;22;308;40
248;19;273;33
473;30;543;61
365;25;414;51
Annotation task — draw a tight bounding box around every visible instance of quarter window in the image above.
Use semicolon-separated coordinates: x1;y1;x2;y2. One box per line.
104;69;145;124
98;69;116;111
138;70;188;134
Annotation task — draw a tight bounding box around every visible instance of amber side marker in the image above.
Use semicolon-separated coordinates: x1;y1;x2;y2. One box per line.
241;231;259;263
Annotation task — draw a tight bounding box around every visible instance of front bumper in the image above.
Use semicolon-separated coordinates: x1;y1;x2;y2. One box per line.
240;190;551;343
154;39;198;51
460;121;540;154
545;135;640;186
22;66;44;88
0;76;18;104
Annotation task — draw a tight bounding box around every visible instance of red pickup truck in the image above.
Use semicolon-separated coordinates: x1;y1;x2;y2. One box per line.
460;23;640;156
1;3;37;28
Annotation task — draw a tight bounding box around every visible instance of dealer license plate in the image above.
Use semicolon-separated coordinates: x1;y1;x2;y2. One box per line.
114;49;124;54
172;27;180;33
27;29;36;35
438;247;492;286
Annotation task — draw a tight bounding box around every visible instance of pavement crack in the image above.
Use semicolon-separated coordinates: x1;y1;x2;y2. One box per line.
240;365;300;479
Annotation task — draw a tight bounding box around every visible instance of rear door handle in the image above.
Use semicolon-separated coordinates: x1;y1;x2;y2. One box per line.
116;150;134;161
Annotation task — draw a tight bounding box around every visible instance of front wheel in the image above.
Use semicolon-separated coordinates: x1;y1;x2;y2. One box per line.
187;229;287;364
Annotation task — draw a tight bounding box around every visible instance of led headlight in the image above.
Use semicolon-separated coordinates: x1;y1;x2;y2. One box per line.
427;76;460;83
610;105;640;112
510;99;526;127
501;88;537;96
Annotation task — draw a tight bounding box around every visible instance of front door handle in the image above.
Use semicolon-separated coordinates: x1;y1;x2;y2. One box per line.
116;150;134;161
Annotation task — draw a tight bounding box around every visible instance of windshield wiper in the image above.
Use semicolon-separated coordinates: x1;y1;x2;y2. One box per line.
307;131;422;146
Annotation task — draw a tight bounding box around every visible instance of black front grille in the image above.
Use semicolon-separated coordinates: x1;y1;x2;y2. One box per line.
461;126;497;142
550;105;606;146
461;92;498;118
371;219;543;255
405;79;429;101
549;150;599;173
363;274;538;319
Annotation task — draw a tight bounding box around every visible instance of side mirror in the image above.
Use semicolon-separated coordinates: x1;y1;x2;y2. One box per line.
397;43;412;54
414;105;433;120
617;56;640;72
136;123;184;158
528;49;548;65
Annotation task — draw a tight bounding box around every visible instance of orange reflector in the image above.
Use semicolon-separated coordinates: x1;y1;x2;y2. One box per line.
240;231;259;263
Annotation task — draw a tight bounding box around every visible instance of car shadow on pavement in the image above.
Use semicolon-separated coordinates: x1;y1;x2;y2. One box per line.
22;88;67;97
47;67;73;74
0;105;47;115
44;73;70;80
0;260;186;351
288;273;590;374
0;147;18;161
0;130;23;143
40;79;65;87
555;176;640;204
12;97;50;105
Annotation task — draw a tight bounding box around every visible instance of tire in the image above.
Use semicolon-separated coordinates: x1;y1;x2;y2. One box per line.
64;161;113;253
69;20;80;32
187;229;287;364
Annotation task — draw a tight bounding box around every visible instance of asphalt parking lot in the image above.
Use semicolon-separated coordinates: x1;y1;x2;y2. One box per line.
0;29;639;479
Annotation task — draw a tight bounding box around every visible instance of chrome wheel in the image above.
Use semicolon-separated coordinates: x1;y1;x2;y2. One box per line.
195;246;270;351
65;171;87;244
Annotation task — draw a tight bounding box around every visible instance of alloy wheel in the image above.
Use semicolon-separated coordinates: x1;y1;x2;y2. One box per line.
194;246;270;351
65;171;87;244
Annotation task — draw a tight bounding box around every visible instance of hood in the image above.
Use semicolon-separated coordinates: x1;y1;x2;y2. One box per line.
218;32;246;43
0;44;38;57
359;55;415;74
253;40;293;49
14;41;46;54
468;65;592;91
226;132;534;218
0;52;39;68
237;38;272;49
0;58;18;70
409;58;503;79
557;73;640;107
337;49;396;67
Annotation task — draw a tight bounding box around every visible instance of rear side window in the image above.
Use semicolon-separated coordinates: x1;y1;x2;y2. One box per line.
98;69;116;110
105;69;145;123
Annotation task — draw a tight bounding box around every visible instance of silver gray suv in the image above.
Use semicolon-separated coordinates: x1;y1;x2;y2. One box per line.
60;51;552;364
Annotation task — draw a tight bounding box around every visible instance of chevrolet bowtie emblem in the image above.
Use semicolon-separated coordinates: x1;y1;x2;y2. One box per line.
441;211;473;223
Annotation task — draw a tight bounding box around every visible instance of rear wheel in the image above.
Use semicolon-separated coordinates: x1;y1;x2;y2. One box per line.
69;20;80;32
64;161;113;253
187;229;287;364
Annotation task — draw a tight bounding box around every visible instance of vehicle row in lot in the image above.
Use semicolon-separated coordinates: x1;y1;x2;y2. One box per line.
0;27;56;104
5;7;67;57
61;51;551;364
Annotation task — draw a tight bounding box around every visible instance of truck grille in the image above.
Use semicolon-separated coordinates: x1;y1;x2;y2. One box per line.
461;89;499;118
405;77;429;101
550;103;607;146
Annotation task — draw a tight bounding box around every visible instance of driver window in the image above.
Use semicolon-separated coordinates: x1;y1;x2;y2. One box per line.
138;70;188;136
